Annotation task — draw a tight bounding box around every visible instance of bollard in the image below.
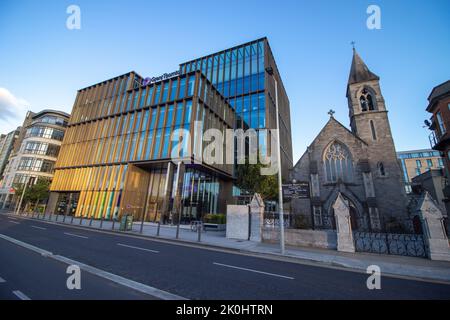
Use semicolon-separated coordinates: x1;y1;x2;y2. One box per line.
100;215;104;229
157;221;161;236
71;214;74;224
79;214;84;225
139;219;144;234
63;212;67;223
89;215;94;226
197;223;201;242
112;218;116;230
176;222;180;239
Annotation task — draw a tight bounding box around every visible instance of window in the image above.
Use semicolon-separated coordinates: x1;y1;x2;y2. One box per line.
323;142;353;182
436;112;446;135
178;77;186;99
416;168;421;176
359;88;376;112
370;120;377;140
438;158;444;167
170;80;178;101
187;76;195;96
416;160;422;168
26;126;64;141
18;157;55;173
377;162;386;176
426;159;433;168
161;82;168;102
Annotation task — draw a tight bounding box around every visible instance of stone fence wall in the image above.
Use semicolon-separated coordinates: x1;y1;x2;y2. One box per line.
262;227;337;249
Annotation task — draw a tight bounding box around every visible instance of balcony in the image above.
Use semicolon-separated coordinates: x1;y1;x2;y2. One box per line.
429;131;450;151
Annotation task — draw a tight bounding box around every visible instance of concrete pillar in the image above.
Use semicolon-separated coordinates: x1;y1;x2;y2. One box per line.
249;193;265;242
418;192;450;261
333;193;355;253
45;192;59;215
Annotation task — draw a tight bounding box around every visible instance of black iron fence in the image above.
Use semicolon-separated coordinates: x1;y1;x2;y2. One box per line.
354;232;427;258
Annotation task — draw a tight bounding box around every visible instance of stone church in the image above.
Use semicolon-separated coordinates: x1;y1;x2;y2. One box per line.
290;49;410;232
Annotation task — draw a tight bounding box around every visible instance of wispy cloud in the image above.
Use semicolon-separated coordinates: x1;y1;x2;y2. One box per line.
0;87;28;121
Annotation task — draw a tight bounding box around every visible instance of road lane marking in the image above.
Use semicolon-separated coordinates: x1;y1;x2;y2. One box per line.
8;221;20;224
0;234;53;257
0;233;186;300
0;276;5;283
31;226;47;230
117;243;159;253
13;290;31;300
213;262;295;280
64;232;88;239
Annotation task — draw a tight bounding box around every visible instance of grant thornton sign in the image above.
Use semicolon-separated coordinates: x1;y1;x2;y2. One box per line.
142;71;180;85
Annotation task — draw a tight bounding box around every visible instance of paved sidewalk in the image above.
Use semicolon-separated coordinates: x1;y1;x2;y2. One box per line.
3;211;450;283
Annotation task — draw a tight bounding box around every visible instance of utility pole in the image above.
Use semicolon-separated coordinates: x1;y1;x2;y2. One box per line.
265;66;285;255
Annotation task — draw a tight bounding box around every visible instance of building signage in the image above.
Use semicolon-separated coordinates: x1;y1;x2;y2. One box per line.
282;182;310;199
142;70;180;86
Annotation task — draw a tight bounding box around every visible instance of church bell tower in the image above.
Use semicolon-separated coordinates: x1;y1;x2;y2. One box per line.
346;47;409;229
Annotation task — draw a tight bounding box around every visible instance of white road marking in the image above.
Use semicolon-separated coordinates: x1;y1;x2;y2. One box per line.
31;226;47;230
64;232;88;239
0;276;5;283
213;262;295;280
117;243;159;253
0;233;186;300
8;221;20;224
13;290;31;300
0;233;53;257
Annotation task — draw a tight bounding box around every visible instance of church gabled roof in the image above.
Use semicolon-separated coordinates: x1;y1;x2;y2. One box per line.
348;49;380;85
293;116;368;169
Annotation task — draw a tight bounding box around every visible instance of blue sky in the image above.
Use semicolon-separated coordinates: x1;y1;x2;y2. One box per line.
0;0;449;162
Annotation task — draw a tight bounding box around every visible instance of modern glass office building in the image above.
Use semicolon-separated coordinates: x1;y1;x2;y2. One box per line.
49;70;235;222
179;37;293;180
48;38;292;222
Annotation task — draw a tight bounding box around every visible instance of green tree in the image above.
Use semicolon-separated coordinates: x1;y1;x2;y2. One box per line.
13;177;51;211
235;160;278;201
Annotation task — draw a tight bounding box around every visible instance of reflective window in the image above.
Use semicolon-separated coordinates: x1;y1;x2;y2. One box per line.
170;80;178;101
161;82;168;103
187;76;195;96
26;126;65;141
18;157;55;173
178;77;186;99
154;84;161;104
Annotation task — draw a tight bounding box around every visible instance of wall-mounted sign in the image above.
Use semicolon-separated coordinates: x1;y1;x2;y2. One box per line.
142;70;180;86
282;182;310;199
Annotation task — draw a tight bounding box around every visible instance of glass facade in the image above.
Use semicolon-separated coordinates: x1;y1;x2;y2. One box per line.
180;40;265;130
179;37;293;180
50;38;293;221
51;71;235;221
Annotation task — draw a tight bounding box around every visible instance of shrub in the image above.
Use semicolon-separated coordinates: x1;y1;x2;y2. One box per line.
205;213;226;224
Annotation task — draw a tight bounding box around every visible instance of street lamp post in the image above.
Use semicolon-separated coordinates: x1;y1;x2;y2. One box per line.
265;66;285;255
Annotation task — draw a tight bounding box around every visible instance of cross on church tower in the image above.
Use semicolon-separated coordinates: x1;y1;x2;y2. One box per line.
351;41;356;51
328;109;335;117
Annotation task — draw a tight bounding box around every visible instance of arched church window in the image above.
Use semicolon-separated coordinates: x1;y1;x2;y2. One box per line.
360;88;376;112
377;162;386;176
323;142;353;182
370;120;377;140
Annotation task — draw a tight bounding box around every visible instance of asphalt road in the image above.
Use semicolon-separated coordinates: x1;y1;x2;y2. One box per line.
1;213;450;300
